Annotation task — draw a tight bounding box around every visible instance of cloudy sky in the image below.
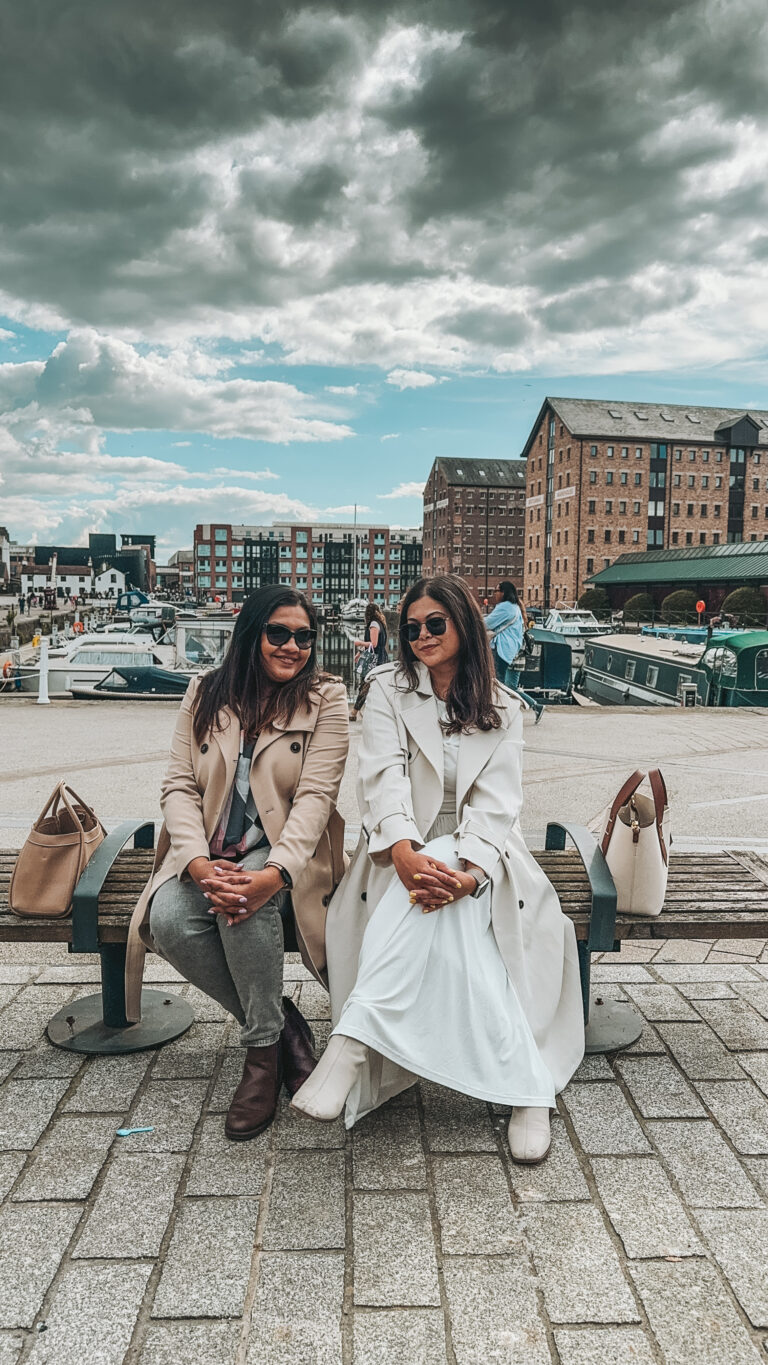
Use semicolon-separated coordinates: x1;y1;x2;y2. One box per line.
2;0;768;557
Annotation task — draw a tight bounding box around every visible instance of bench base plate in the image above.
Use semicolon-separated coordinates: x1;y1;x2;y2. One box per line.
585;997;643;1054
47;989;194;1055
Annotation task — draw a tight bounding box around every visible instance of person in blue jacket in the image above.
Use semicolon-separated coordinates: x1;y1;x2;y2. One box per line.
484;581;544;723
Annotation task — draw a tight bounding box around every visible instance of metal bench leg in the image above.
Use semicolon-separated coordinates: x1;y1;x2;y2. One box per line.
47;943;194;1055
579;941;643;1055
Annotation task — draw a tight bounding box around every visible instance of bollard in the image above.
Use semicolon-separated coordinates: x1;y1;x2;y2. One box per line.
37;638;50;705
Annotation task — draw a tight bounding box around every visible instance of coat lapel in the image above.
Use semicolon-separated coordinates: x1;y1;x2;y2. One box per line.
456;722;508;811
400;666;444;786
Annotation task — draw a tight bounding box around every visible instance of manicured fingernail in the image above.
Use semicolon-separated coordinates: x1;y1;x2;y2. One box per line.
238;897;247;904
238;907;247;915
413;875;421;882
447;896;453;902
207;909;215;915
203;893;210;900
454;880;461;888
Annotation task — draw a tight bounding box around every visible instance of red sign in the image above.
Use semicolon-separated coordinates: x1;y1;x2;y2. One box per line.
696;599;706;614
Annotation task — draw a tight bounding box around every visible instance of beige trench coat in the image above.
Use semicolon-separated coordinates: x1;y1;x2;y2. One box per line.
325;663;584;1118
125;675;349;1021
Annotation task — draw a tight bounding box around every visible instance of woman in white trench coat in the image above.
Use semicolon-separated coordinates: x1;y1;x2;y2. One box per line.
292;575;585;1163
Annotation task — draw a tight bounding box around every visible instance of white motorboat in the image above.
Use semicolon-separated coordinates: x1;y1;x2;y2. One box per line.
340;597;369;621
14;639;182;695
542;608;614;667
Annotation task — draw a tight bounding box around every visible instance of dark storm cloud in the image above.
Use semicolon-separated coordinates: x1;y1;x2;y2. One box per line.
0;0;767;359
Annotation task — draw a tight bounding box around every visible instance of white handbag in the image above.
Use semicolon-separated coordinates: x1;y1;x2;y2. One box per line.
593;769;670;917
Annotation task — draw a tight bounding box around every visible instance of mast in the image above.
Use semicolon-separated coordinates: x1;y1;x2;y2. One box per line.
353;503;358;598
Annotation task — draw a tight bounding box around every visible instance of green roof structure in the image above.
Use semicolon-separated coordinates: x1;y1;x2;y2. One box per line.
587;541;768;587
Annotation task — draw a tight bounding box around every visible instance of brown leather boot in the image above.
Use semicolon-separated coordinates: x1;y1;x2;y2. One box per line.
281;996;317;1097
225;1041;282;1141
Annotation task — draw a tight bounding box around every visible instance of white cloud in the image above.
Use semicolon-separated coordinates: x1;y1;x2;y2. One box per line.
208;467;280;481
325;384;359;395
380;432;400;442
386;369;441;390
171;440;192;447
323;504;371;515
378;480;424;499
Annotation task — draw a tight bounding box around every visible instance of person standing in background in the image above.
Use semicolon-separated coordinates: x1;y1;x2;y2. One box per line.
350;603;388;720
484;581;544;724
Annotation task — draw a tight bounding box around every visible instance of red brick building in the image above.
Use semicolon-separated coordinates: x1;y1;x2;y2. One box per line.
522;398;768;610
422;458;526;604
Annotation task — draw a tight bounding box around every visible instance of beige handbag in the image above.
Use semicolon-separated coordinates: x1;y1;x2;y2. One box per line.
592;769;670;917
9;781;106;918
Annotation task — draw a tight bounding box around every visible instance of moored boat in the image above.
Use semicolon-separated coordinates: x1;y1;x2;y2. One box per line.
579;631;768;707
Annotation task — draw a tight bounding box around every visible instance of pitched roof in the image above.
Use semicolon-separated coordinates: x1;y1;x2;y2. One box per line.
588;541;768;586
435;457;526;488
522;397;768;456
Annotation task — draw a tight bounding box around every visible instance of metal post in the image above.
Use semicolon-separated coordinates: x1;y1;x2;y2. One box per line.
37;637;50;705
100;943;130;1029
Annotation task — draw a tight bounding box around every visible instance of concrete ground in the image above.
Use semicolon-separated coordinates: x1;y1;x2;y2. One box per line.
1;698;768;1362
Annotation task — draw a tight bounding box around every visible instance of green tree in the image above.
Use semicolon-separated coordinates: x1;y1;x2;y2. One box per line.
661;589;699;624
622;592;654;622
577;587;610;617
720;586;767;627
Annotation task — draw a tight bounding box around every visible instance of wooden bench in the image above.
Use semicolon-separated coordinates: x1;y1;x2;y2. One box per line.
2;822;768;1055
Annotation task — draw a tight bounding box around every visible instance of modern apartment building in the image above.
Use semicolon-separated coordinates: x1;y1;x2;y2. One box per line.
193;522;423;605
522;398;768;609
422;458;526;603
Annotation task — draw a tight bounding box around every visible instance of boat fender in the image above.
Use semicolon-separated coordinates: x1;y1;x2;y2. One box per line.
73;621;84;633
2;660;12;678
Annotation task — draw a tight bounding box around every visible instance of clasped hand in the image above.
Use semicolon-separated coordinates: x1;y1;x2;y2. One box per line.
187;858;283;928
391;841;478;914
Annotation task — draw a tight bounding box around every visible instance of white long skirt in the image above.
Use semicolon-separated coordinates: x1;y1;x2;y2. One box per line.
334;825;555;1124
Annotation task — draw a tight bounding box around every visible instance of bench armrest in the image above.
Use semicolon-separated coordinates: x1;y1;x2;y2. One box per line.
544;821;617;952
72;820;155;954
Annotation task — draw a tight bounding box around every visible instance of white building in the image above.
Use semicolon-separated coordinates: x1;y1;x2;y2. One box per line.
20;563;125;597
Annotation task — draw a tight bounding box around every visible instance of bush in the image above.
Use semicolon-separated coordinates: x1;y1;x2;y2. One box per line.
720;586;767;627
622;592;654;622
661;589;699;624
577;588;610;617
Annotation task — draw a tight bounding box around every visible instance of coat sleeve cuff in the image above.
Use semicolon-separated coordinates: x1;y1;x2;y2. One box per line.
175;840;212;879
455;831;500;878
367;812;424;860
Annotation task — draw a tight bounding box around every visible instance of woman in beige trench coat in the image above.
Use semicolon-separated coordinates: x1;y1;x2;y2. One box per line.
292;575;584;1163
126;586;349;1140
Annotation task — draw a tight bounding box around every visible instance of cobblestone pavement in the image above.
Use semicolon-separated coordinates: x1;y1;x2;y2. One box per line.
1;942;768;1364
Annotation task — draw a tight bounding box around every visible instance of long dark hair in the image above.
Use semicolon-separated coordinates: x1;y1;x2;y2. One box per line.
365;602;386;629
397;575;501;734
497;580;520;605
192;585;321;744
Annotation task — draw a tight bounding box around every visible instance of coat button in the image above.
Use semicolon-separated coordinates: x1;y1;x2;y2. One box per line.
407;751;412;761
322;894;330;907
518;899;524;909
361;892;367;902
200;743;209;754
290;741;301;753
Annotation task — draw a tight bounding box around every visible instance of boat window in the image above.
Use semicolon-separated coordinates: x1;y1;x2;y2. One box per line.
701;647;738;681
585;647;593;665
756;649;768;690
647;666;659;688
69;650;154;666
625;660;636;680
606;654;613;669
99;671;130;689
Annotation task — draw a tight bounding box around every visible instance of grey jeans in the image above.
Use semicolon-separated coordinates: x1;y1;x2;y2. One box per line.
149;845;286;1047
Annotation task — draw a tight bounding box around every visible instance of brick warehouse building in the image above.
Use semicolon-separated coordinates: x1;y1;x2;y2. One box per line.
422;458;526;604
193;522;422;606
522;398;768;610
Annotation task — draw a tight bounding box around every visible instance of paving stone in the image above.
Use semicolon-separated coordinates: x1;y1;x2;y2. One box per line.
420;1082;496;1151
697;1209;768;1327
573;1053;614;1081
622;984;699;1021
64;1054;150;1113
0;1332;23;1365
630;1258;763;1365
651;939;711;963
14;985;76;1006
742;1157;768;1198
615;1056;705;1117
0;945;69;965
0;967;39;984
142;960;187;983
696;1081;768;1154
562;1083;650;1155
35;964;102;984
433;1155;518;1254
13;1114;116;1201
591;1156;701;1258
694;999;768;1050
506;1116;590;1202
25;1262;151;1365
274;1093;345;1150
0;1202;82;1328
622;1020;665;1054
706;951;760;965
732;981;768;1019
523;1203;638;1324
647;1120;763;1207
654;963;757;983
713;938;766;957
754;964;768;980
247;1251;344;1364
0;1154;24;1201
75;1153;185;1258
443;1256;549;1364
186;1116;269;1196
152;1022;229;1079
353;1192;440;1306
678;982;737;1000
0;1079;68;1150
0;987;22;1011
282;957;313;981
14;1042;83;1080
139;1320;240;1365
296;981;331;1021
0;997;58;1049
554;1327;656;1364
126;1079;209;1153
655;1022;744;1079
591;965;654;982
353;1309;446;1364
0;1055;20;1084
182;985;230;1022
352;1105;426;1188
153;1197;260;1318
263;1151;345;1250
207;1048;246;1112
737;1052;768;1096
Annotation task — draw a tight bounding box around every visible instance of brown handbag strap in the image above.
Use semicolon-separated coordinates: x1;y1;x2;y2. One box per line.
34;780;73;828
648;768;669;866
600;769;645;855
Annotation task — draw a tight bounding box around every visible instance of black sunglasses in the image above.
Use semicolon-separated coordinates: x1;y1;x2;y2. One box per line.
401;613;448;643
264;624;317;650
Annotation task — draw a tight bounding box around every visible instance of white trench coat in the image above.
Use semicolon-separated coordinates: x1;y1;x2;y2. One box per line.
325;664;585;1119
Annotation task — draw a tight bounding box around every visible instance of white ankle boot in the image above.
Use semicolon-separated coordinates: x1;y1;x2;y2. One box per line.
507;1106;552;1164
290;1034;368;1121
